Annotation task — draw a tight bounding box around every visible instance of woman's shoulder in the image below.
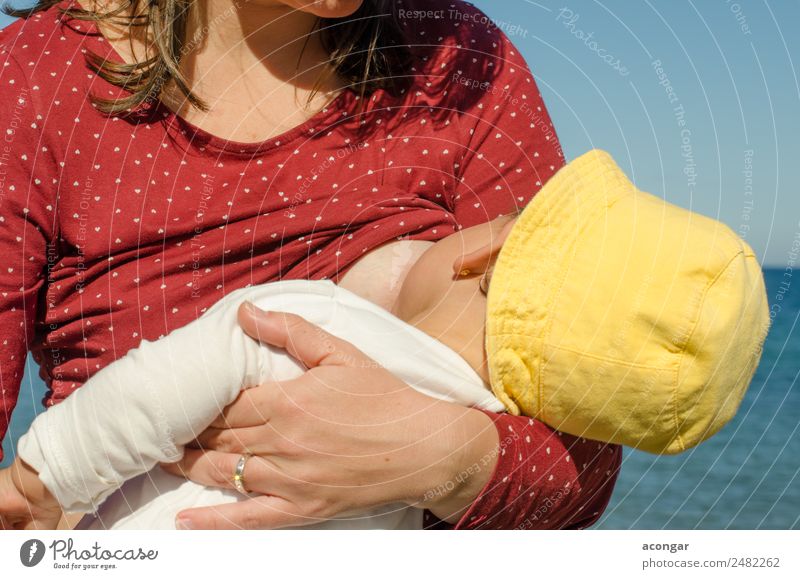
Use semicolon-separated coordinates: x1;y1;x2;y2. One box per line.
394;0;524;69
1;2;76;51
1;4;97;100
391;0;534;112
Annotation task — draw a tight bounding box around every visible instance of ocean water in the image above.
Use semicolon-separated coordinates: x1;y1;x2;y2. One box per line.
1;269;797;529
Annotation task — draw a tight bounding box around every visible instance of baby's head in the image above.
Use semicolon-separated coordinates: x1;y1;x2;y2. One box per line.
395;150;771;455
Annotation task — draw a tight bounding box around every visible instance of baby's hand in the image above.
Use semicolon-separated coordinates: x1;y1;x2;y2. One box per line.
0;458;62;530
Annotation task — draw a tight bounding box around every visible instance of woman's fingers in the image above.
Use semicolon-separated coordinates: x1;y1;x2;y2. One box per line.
208;383;274;429
191;424;276;455
160;449;232;490
237;304;367;369
160;449;288;495
212;307;389;431
175;495;308;530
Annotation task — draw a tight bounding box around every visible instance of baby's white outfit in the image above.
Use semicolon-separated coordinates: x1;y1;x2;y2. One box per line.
17;280;503;529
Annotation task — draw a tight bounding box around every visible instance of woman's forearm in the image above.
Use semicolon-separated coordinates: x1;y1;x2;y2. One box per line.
420;406;500;523
433;410;622;530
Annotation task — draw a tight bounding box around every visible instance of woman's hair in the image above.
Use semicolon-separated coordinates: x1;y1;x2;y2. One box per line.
3;0;412;115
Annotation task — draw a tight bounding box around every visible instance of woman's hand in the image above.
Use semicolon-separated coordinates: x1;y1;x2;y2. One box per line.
161;305;500;530
0;458;62;530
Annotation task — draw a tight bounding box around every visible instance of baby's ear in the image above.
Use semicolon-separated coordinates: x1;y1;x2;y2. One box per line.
452;216;517;276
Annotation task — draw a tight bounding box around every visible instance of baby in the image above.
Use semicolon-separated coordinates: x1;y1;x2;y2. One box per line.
0;150;770;530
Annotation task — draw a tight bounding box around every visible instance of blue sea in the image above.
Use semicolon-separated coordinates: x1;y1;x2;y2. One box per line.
2;269;798;529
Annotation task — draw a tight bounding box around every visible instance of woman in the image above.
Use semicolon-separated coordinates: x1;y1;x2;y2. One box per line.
0;0;621;529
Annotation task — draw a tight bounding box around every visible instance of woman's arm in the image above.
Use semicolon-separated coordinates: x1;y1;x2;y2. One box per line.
437;4;622;528
0;51;64;529
0;51;53;462
430;411;622;529
444;6;564;226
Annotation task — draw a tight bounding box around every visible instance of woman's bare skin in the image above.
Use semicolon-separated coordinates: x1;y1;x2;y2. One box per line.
83;0;353;142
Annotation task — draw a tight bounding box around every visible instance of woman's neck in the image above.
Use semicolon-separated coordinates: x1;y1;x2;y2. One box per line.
194;1;317;52
84;0;345;141
178;1;332;99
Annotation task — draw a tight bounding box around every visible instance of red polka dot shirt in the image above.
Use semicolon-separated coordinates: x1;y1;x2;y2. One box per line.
0;0;620;529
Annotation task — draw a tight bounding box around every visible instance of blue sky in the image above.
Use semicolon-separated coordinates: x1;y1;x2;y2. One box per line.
2;1;798;265
470;0;799;267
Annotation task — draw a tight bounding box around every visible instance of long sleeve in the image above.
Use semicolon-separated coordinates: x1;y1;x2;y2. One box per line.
448;411;621;530
437;6;620;529
16;288;269;513
0;51;56;461
447;5;565;226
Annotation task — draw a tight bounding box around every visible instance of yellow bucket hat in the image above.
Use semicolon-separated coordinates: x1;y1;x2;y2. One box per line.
486;150;770;454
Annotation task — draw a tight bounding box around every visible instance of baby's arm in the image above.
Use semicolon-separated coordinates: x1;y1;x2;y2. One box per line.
0;457;62;530
16;293;271;514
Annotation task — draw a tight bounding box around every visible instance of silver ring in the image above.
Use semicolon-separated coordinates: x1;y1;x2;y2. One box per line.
233;454;252;494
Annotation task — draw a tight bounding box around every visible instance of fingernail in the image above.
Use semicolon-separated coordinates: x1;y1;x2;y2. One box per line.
244;301;271;316
243;302;266;318
175;517;194;530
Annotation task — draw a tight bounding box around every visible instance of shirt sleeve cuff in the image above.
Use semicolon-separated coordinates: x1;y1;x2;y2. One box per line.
452;408;508;529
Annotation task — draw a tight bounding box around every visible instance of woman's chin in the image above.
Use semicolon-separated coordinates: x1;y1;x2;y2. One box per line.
279;0;364;19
